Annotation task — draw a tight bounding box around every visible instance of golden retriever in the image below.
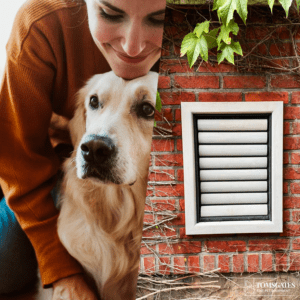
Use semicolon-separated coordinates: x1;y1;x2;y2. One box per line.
40;71;158;300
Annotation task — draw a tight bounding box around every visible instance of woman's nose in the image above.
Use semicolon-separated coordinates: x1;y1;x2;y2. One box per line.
120;22;147;57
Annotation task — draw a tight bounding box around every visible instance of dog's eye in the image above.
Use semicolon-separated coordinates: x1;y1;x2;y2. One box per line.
89;95;100;109
136;103;155;119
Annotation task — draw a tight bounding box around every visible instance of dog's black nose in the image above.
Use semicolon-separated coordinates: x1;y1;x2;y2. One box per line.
81;136;116;164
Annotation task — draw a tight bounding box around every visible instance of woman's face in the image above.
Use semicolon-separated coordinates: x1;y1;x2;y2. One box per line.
86;0;166;80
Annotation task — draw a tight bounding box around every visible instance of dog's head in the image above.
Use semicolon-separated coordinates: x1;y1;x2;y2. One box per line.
69;71;158;185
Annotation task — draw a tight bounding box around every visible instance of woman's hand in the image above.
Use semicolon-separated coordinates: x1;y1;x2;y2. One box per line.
52;274;98;300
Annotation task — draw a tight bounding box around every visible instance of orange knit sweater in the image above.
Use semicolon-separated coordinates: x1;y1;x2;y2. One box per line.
0;0;111;287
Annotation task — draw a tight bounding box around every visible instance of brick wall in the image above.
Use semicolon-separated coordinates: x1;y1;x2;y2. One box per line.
140;6;300;275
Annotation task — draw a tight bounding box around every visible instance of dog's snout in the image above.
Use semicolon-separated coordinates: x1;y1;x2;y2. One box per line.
81;136;116;164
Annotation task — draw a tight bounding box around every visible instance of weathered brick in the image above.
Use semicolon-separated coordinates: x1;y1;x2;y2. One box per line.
160;92;196;105
283;137;300;150
148;169;175;182
247;254;259;272
173;256;186;274
159;241;201;255
283;152;289;164
158;76;171;89
289;252;300;271
283;210;290;222
245;27;270;40
175;108;181;121
143;257;155;274
292;122;300;134
158;257;171;275
292;92;300;104
203;255;215;273
196;62;237;73
205;240;246;253
155;184;184;197
291;153;300;164
275;253;288;272
292;238;300;250
140;243;156;255
177;139;182;151
172;124;182;136
223;76;266;89
271;75;300;88
245;91;288;103
284;122;290;135
179;227;194;239
284;197;300;208
174;75;219;89
233;254;244;273
198;92;242;102
248;239;289;251
143;214;155;224
168;213;185;226
284;182;288;194
188;256;200;273
291;182;300;194
292;211;300;223
145;199;176;212
160;59;193;73
218;255;230;273
151;139;175;152
154;154;183;167
261;253;273;272
269;43;293;56
284;168;300;180
179;199;185;211
280;224;300;236
284;107;300;120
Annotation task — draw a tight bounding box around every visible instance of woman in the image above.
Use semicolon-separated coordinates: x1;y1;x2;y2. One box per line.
0;0;166;299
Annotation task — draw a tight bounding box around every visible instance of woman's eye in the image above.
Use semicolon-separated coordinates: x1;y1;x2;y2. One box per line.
89;95;100;109
99;8;123;22
148;17;165;26
138;103;155;119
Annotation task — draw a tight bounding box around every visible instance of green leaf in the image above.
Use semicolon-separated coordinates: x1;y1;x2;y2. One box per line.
203;28;219;50
278;0;292;17
188;40;201;67
194;21;210;38
217;41;243;64
216;20;239;50
198;35;209;61
236;0;248;24
296;0;300;13
180;32;198;56
268;0;275;12
156;91;162;112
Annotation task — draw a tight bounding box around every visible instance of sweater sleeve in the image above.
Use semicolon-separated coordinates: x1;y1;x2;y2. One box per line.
0;8;83;288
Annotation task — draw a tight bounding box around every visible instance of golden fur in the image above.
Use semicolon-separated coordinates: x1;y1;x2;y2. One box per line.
56;71;158;300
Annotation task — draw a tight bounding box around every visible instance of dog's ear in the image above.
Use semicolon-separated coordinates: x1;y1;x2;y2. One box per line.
69;88;87;147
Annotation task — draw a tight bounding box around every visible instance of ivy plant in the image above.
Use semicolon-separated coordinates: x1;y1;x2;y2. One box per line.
180;0;296;66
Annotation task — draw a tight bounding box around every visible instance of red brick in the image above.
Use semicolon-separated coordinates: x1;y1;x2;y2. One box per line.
148;169;175;182
179;199;185;211
143;257;155;274
284;122;290;135
151;139;175;152
154;154;183;166
164;26;188;40
284;137;300;150
292;122;300;134
248;239;289;251
143;227;176;239
285;107;300;120
292;238;300;250
175;108;181;121
158;76;171;89
196;62;237;73
283;210;290;222
223;76;266;89
173;256;186;274
291;182;300;194
233;254;244;273
284;197;300;208
280;224;300;236
205;240;246;253
177;139;182;151
218;255;230;273
145;199;176;212
203;255;215;273
269;43;293;56
158;241;201;255
271;75;300;88
261;253;273;271
140;243;156;255
275;253;288;271
292;92;300;104
284;168;300;180
284;182;288;194
188;256;200;273
243;42;267;56
161;43;171;57
158;257;171;275
160;59;193;73
177;169;184;182
160;92;196;105
292;211;300;223
174;75;219;89
245;27;270;40
198;92;242;102
283;152;289;164
172;124;182;136
292;153;300;164
289;252;300;271
155;184;184;197
161;107;173;121
168;213;185;226
143;214;154;224
274;26;290;39
179;227;194;239
247;254;259;272
171;10;185;23
245;91;288;103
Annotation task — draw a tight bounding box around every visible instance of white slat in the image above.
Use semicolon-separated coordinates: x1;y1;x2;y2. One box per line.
201;204;268;217
198;132;268;144
200;169;268;181
198;119;268;131
201;181;268;193
199;145;268;156
199;157;267;169
201;193;268;204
